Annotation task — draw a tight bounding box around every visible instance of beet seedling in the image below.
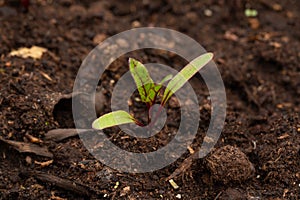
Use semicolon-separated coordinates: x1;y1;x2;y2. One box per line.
92;53;213;130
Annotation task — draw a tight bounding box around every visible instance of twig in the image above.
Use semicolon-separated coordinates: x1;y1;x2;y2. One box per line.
45;129;92;142
0;136;53;158
20;170;95;197
166;152;198;181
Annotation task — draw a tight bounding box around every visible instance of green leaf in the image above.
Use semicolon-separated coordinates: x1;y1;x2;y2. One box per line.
129;58;155;103
145;87;158;103
162;52;213;105
143;75;173;103
92;110;136;130
159;74;173;85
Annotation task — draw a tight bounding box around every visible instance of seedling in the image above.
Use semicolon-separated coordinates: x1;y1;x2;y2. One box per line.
92;53;213;130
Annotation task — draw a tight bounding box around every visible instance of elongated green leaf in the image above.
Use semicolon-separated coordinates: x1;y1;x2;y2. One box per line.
129;58;154;103
159;74;173;85
162;53;213;105
92;110;136;130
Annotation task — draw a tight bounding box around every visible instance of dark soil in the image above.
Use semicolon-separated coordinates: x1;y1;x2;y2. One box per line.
0;0;300;199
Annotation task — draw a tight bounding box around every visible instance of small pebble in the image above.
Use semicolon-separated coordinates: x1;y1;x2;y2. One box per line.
116;38;129;48
204;9;213;17
132;20;141;28
272;3;282;11
93;33;107;45
248;18;260;29
25;156;32;164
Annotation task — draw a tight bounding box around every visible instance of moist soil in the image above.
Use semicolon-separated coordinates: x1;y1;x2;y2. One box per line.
0;0;300;199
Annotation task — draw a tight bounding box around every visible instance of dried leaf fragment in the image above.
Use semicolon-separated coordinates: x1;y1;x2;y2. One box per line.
39;70;53;81
9;46;48;60
277;133;289;140
224;31;239;41
25;133;43;144
35;159;54;167
187;145;195;154
169;179;179;189
120;186;130;197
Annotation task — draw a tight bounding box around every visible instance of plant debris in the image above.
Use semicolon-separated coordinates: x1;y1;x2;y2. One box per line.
8;46;48;60
0;137;53;158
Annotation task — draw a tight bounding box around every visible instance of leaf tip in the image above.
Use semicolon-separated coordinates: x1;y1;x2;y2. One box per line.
206;52;214;60
91;120;101;130
129;57;138;67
